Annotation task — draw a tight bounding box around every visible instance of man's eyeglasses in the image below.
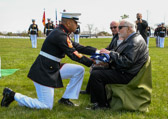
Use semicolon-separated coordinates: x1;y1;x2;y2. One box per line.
118;26;128;30
110;26;117;29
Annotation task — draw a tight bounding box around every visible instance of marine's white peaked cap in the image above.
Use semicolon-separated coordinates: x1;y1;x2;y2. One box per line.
61;12;81;23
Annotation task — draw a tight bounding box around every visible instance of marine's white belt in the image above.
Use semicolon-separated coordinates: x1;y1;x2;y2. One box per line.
46;29;53;31
40;51;61;62
30;29;37;32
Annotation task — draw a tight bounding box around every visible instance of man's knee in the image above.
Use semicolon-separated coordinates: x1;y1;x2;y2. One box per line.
90;70;101;79
89;70;102;85
76;65;85;75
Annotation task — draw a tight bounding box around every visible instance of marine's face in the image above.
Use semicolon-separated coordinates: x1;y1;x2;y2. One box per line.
69;19;78;32
48;20;51;23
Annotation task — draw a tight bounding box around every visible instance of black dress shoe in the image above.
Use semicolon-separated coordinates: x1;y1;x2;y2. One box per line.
80;90;89;94
1;88;15;107
58;98;78;106
86;103;110;110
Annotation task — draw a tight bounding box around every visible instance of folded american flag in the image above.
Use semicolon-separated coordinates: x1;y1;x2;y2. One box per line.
90;53;110;63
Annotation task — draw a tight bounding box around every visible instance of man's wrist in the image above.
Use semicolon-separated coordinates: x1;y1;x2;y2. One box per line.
95;50;100;54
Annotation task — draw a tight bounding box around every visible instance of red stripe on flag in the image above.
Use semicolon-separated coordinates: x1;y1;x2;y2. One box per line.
42;11;45;26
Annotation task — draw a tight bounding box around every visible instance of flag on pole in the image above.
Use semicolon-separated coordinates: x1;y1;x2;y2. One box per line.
42;9;45;26
55;9;58;26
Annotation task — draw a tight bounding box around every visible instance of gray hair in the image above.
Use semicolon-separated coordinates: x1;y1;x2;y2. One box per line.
121;19;136;32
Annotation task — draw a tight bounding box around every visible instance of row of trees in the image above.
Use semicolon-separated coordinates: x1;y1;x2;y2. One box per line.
81;24;111;37
0;24;111;37
0;30;45;37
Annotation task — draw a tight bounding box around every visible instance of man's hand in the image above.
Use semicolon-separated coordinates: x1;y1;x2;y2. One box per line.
100;49;111;54
95;62;109;67
89;62;109;73
136;19;142;24
136;20;139;24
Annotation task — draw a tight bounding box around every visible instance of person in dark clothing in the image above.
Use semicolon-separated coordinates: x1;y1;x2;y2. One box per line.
147;26;151;46
106;21;121;50
28;19;38;48
80;21;121;94
86;19;148;110
44;18;54;36
1;12;99;110
136;13;148;43
154;24;161;47
74;25;80;43
158;23;167;48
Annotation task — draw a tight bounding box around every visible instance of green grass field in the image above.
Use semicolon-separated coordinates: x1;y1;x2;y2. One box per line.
0;37;168;119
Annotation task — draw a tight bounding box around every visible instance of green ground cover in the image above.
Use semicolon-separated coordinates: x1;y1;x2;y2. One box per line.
0;37;168;119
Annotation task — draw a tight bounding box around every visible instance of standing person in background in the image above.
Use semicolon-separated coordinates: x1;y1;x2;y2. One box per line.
154;24;160;47
59;20;62;24
74;25;80;43
56;21;62;28
44;18;54;36
136;13;148;43
28;19;38;48
51;21;56;29
147;26;151;47
158;23;166;48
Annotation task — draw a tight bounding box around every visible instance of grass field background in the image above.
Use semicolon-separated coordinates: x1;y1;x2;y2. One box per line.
0;37;168;119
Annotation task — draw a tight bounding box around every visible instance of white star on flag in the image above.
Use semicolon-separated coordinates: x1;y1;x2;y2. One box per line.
95;55;99;58
103;57;107;61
